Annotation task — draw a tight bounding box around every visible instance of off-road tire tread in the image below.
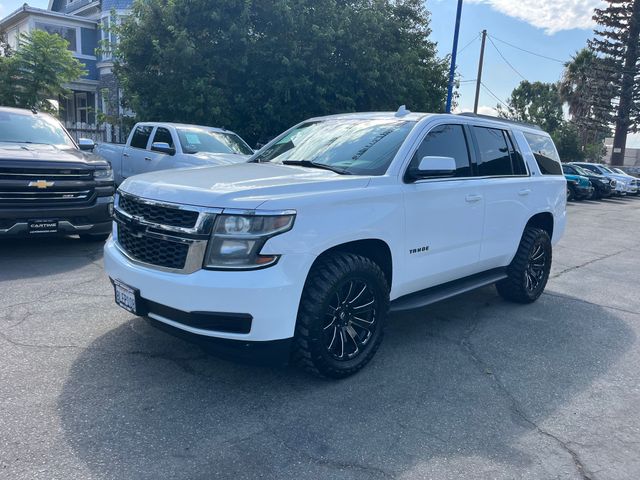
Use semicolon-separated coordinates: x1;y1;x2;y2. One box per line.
496;227;551;304
293;252;389;379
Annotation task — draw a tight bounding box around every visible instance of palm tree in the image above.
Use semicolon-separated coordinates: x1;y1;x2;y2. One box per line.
559;48;614;148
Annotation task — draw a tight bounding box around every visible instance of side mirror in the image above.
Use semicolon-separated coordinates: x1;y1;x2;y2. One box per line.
150;142;176;155
408;156;457;180
78;138;95;151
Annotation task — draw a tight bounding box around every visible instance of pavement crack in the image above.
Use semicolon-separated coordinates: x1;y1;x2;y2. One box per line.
551;249;629;279
460;328;596;480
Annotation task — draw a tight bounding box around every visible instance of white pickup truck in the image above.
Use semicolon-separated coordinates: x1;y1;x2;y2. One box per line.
105;111;566;378
95;122;253;185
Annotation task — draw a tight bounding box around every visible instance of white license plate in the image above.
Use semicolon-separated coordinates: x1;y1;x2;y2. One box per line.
114;280;138;314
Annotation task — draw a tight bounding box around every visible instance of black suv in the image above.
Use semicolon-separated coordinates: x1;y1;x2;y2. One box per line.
562;163;613;199
0;107;114;240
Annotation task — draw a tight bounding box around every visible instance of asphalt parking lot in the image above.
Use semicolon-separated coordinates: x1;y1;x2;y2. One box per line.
1;197;640;480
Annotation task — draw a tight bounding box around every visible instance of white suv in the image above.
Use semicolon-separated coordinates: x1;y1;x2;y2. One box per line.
104;111;566;378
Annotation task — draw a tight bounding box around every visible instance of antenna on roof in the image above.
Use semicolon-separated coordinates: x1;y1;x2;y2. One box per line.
395;105;410;117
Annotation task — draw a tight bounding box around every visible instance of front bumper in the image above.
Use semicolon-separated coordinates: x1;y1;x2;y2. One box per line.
572;184;594;199
0;196;113;237
104;237;314;342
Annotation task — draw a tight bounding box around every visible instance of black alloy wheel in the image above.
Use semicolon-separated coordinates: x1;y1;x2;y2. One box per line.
323;278;379;361
293;252;389;378
496;227;552;304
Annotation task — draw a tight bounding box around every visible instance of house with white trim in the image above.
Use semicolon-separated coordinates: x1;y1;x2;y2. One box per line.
0;0;133;142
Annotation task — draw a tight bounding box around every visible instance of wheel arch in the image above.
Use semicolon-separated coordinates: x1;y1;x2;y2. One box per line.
309;238;393;288
525;211;554;240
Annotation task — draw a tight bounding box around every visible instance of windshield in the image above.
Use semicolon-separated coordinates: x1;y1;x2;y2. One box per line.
177;128;253;155
601;166;614;174
613;168;626;175
573;165;596;177
0;111;75;147
253;118;416;176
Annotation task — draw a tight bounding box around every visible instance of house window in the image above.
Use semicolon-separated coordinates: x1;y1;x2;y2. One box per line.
35;22;77;51
100;15;118;60
76;92;88;124
6;27;20;50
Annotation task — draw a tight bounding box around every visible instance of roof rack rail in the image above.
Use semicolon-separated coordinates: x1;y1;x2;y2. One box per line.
456;112;542;131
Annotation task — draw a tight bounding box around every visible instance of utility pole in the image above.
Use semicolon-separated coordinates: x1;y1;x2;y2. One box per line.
445;0;464;113
473;29;487;114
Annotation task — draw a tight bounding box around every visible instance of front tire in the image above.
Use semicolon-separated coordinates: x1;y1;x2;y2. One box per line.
293;252;389;379
496;227;552;304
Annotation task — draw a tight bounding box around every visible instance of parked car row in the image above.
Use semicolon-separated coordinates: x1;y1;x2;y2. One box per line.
562;162;639;201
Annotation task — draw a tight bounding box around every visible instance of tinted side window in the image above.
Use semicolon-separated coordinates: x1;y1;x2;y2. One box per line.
562;165;577;175
505;131;527;175
474;126;513;176
409;124;471;177
130;126;153;149
523;132;562;175
152;127;174;148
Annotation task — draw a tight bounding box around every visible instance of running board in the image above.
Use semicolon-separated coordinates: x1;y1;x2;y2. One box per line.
390;268;508;313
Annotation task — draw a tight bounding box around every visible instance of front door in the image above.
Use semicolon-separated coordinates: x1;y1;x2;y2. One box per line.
124;125;154;179
142;127;177;175
402;123;485;294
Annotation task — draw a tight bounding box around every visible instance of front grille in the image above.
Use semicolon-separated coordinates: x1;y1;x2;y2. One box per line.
0;166;92;180
0;165;95;208
0;188;93;206
117;224;189;270
118;194;199;228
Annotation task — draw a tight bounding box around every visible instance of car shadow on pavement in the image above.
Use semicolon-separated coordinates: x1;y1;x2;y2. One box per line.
0;236;104;281
57;286;633;479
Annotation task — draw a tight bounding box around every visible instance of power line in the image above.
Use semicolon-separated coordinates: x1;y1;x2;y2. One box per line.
487;36;527;81
457;33;481;55
481;82;511;111
488;34;566;64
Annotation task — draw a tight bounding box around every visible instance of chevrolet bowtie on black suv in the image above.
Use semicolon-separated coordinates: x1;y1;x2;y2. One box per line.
0;107;114;240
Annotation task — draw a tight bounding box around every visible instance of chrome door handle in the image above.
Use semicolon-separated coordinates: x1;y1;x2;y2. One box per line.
144;157;152;161
518;188;531;196
465;194;482;203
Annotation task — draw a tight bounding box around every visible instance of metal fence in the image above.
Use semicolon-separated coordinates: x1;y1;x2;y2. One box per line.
65;122;130;144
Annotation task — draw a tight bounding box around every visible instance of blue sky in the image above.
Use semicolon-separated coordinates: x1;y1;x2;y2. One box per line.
1;0;634;145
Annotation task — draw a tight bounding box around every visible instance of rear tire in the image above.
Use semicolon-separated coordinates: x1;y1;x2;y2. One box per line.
496;227;552;304
293;252;389;379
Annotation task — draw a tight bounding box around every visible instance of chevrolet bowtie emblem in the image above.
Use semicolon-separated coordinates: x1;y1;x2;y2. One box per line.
28;180;55;189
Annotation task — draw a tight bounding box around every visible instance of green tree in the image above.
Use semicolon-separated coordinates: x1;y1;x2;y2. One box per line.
496;81;564;134
0;30;85;111
589;0;640;165
114;0;449;145
559;48;615;149
551;121;584;162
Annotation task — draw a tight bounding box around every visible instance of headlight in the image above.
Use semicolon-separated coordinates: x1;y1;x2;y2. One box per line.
204;212;295;269
94;167;114;182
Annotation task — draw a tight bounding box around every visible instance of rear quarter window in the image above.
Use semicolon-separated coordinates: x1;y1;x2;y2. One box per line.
523;132;562;175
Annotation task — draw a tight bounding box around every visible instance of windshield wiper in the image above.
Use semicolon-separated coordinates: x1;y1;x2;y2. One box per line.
282;160;352;175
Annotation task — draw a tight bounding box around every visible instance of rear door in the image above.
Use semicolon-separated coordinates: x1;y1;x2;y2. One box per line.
124;125;154;179
401;123;486;292
473;126;532;270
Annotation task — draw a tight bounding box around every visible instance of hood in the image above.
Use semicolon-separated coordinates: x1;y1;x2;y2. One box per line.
565;174;590;186
0;143;107;166
119;162;371;209
189;152;251;166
